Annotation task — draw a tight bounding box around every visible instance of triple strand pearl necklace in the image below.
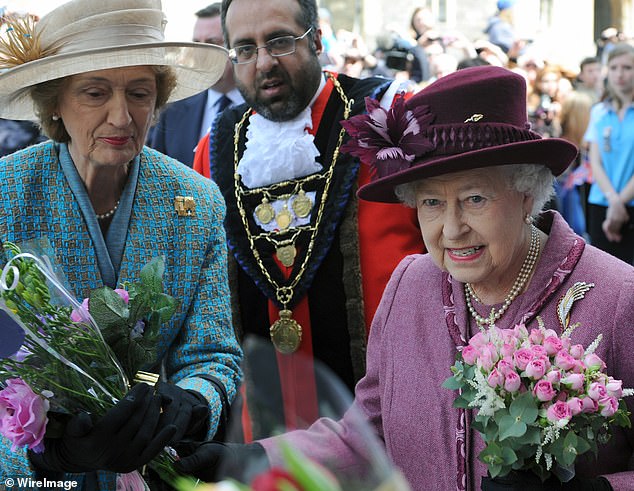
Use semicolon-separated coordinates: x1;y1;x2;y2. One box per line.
464;225;541;329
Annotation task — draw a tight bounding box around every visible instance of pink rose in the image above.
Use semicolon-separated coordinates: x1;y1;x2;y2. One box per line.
504;371;522;392
599;396;619;417
554;351;576;371
560;338;571;351
0;379;49;453
500;343;515;359
487;369;504;388
545;370;561;385
513;323;529;340
543;336;563;356
531;345;548;358
478;343;498;371
567;397;584;416
561;373;585;391
581;396;598;413
70;297;90;323
571;360;586;374
525;358;548;380
584;353;606;372
533;380;557;402
528;329;544;345
496;359;515;376
546;401;572;425
588;382;607;401
501;331;521;349
114;288;130;304
569;344;585;359
513;348;533;371
461;345;479;366
606;378;623;398
116;471;149;491
468;332;489;349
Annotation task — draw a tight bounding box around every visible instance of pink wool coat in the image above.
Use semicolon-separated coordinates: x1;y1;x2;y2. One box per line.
263;212;634;490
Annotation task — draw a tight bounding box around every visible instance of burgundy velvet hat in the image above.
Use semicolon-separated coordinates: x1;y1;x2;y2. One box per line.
341;66;578;203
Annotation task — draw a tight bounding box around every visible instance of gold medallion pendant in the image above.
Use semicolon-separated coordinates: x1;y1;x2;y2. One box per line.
255;198;275;224
270;309;302;354
276;205;293;230
276;244;297;267
292;190;313;218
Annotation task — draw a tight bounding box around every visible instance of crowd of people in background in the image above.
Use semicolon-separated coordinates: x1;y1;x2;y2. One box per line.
291;2;634;265
1;1;633;268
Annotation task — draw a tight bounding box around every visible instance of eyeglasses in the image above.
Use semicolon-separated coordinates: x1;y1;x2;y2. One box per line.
229;27;312;65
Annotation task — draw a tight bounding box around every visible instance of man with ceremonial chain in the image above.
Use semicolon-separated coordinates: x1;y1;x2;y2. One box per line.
193;0;424;440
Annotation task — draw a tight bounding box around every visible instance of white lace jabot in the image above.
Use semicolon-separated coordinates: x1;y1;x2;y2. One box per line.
237;107;322;189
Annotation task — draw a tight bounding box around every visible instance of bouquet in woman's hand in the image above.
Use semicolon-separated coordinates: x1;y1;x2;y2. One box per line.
0;241;179;488
175;337;411;491
443;284;633;483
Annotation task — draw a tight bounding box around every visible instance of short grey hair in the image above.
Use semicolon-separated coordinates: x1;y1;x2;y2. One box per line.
394;164;554;218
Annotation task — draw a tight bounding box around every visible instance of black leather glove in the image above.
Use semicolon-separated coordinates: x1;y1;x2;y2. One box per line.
29;383;176;474
155;382;210;442
174;441;267;482
481;471;613;491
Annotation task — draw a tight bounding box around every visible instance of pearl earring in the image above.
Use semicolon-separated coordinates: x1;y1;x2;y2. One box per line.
52;114;60;121
524;214;534;225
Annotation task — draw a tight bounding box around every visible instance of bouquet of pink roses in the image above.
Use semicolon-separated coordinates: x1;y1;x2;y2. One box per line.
443;288;633;482
0;241;179;488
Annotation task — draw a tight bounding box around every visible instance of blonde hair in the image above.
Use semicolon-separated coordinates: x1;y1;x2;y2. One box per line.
605;43;634;109
559;91;593;147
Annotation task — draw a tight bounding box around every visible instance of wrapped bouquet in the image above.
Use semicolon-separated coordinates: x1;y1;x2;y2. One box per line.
443;283;633;483
176;337;411;491
0;241;179;488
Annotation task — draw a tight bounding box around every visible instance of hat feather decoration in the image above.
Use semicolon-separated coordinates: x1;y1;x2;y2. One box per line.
340;93;437;179
0;14;52;69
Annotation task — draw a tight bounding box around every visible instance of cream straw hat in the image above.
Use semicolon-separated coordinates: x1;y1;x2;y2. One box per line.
0;0;229;120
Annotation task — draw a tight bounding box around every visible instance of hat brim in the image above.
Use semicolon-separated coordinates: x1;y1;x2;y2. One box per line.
0;41;229;120
357;138;578;203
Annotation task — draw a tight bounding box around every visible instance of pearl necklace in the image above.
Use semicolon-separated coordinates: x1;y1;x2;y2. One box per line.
96;200;120;221
464;225;541;329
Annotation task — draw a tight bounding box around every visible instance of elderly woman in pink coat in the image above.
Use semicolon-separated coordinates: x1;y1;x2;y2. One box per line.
176;66;634;490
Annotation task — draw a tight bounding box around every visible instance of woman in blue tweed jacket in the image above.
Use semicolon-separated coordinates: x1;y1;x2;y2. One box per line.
0;0;242;488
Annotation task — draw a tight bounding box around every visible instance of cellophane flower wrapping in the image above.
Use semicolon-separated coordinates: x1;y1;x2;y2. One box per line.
176;336;412;491
0;240;181;487
443;309;633;482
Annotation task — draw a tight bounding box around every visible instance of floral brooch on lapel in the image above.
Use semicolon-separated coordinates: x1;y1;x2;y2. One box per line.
340;93;436;178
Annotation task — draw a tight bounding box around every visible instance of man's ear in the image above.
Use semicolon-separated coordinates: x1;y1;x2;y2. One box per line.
313;27;323;55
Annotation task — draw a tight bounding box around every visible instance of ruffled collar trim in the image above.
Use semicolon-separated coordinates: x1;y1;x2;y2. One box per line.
236;76;326;189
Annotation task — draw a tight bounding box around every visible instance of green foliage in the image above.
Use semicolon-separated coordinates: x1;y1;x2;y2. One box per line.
89;256;178;380
443;347;632;483
280;440;343;491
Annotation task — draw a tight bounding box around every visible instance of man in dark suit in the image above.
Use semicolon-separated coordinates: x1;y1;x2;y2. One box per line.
147;3;243;166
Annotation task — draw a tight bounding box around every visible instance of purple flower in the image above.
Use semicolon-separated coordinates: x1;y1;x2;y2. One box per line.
340;94;436;177
0;378;49;453
130;320;145;340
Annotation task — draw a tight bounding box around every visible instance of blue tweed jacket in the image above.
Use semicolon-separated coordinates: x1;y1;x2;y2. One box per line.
0;141;242;489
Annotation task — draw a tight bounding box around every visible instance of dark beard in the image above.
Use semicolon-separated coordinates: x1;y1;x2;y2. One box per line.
238;59;322;122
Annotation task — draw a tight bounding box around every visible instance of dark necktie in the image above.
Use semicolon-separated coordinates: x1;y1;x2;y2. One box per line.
215;95;232;114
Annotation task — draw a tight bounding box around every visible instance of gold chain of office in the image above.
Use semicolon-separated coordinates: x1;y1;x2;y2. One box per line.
233;72;353;353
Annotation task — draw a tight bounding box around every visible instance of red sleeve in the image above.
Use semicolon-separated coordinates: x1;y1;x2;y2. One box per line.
357;87;425;334
357;163;425;334
193;133;211;178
